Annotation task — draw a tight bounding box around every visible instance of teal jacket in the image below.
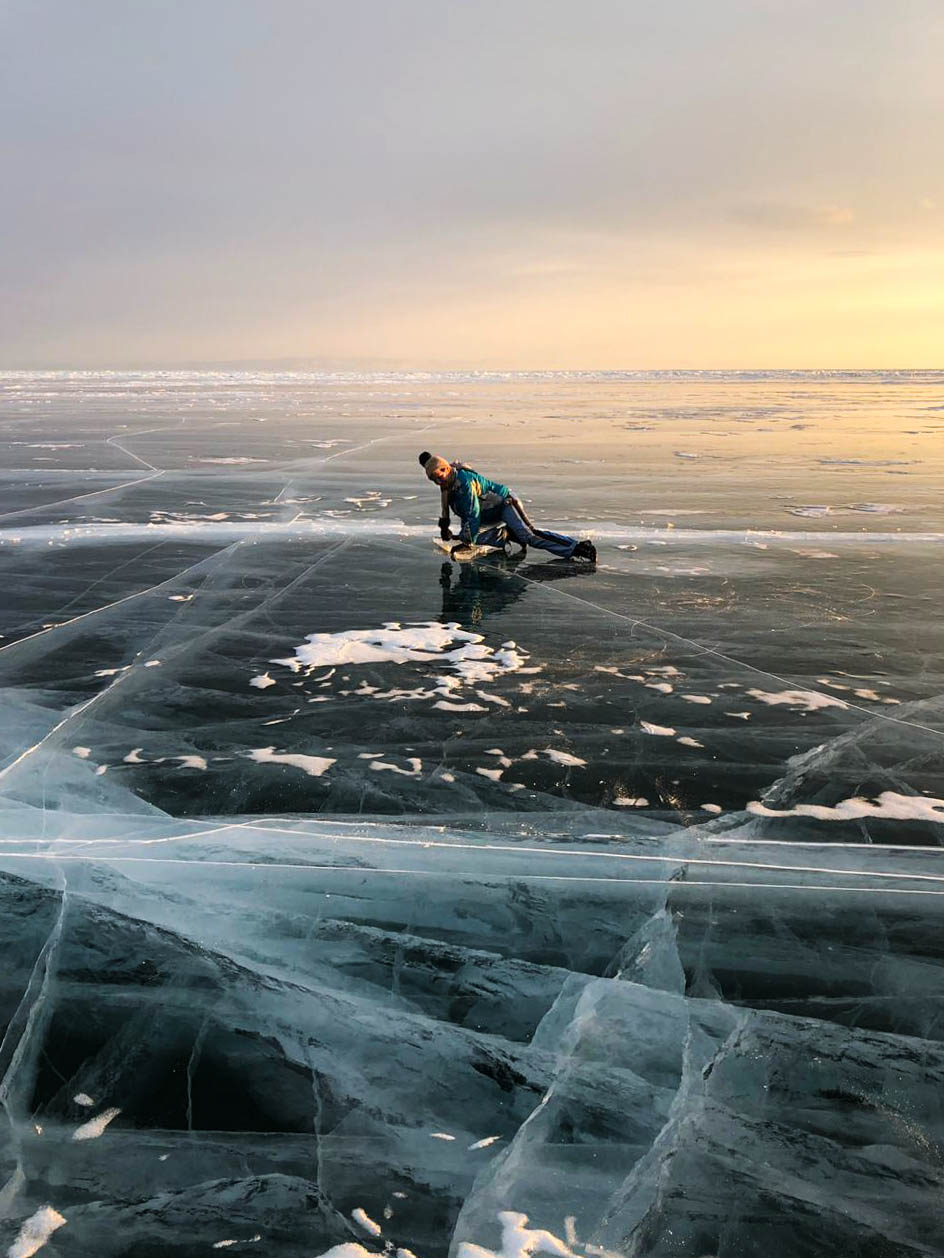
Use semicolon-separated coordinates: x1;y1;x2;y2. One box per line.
448;467;511;543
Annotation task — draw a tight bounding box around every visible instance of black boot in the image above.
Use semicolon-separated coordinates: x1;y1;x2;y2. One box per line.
573;540;597;562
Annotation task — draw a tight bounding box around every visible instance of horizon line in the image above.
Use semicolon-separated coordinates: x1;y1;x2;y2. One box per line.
2;364;943;375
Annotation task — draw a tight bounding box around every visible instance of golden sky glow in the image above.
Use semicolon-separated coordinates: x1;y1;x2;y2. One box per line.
2;1;942;367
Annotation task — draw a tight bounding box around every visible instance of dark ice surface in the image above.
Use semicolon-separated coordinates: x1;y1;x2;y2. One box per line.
1;370;943;1257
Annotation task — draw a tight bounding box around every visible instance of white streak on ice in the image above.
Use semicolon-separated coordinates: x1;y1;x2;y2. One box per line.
640;722;676;736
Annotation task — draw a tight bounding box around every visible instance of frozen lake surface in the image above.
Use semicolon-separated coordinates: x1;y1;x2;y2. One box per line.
1;370;943;1257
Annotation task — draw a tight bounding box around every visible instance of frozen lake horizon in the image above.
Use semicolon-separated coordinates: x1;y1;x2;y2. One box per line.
1;369;943;1257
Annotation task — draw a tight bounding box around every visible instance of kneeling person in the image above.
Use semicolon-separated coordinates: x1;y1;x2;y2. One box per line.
419;451;596;561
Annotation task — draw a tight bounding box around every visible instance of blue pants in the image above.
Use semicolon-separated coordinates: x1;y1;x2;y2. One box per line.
473;502;578;559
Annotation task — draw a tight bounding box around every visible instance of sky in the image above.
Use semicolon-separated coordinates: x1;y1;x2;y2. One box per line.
1;0;942;368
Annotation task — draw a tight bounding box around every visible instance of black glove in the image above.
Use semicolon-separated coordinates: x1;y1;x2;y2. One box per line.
438;516;453;541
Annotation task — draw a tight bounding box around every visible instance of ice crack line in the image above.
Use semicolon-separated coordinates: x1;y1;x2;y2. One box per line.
11;827;938;886
0;865;68;1216
486;555;944;745
0;419;183;523
0;854;942;895
0;536;249;660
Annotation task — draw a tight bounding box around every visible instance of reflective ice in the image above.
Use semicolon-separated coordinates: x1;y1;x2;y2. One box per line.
1;371;943;1257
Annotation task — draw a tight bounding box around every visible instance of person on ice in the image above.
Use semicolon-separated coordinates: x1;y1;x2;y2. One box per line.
418;451;596;561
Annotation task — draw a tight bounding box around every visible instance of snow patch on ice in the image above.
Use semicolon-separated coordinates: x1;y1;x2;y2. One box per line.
640;722;676;736
72;1107;121;1141
352;1208;382;1238
458;1211;577;1258
311;1246;377;1258
175;755;207;771
371;758;422;777
248;747;335;777
7;1205;67;1258
746;688;847;711
748;791;944;824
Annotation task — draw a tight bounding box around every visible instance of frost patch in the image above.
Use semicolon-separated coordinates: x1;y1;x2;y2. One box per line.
640;722;675;736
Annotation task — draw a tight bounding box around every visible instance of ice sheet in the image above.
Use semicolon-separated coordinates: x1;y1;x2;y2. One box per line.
1;370;943;1256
